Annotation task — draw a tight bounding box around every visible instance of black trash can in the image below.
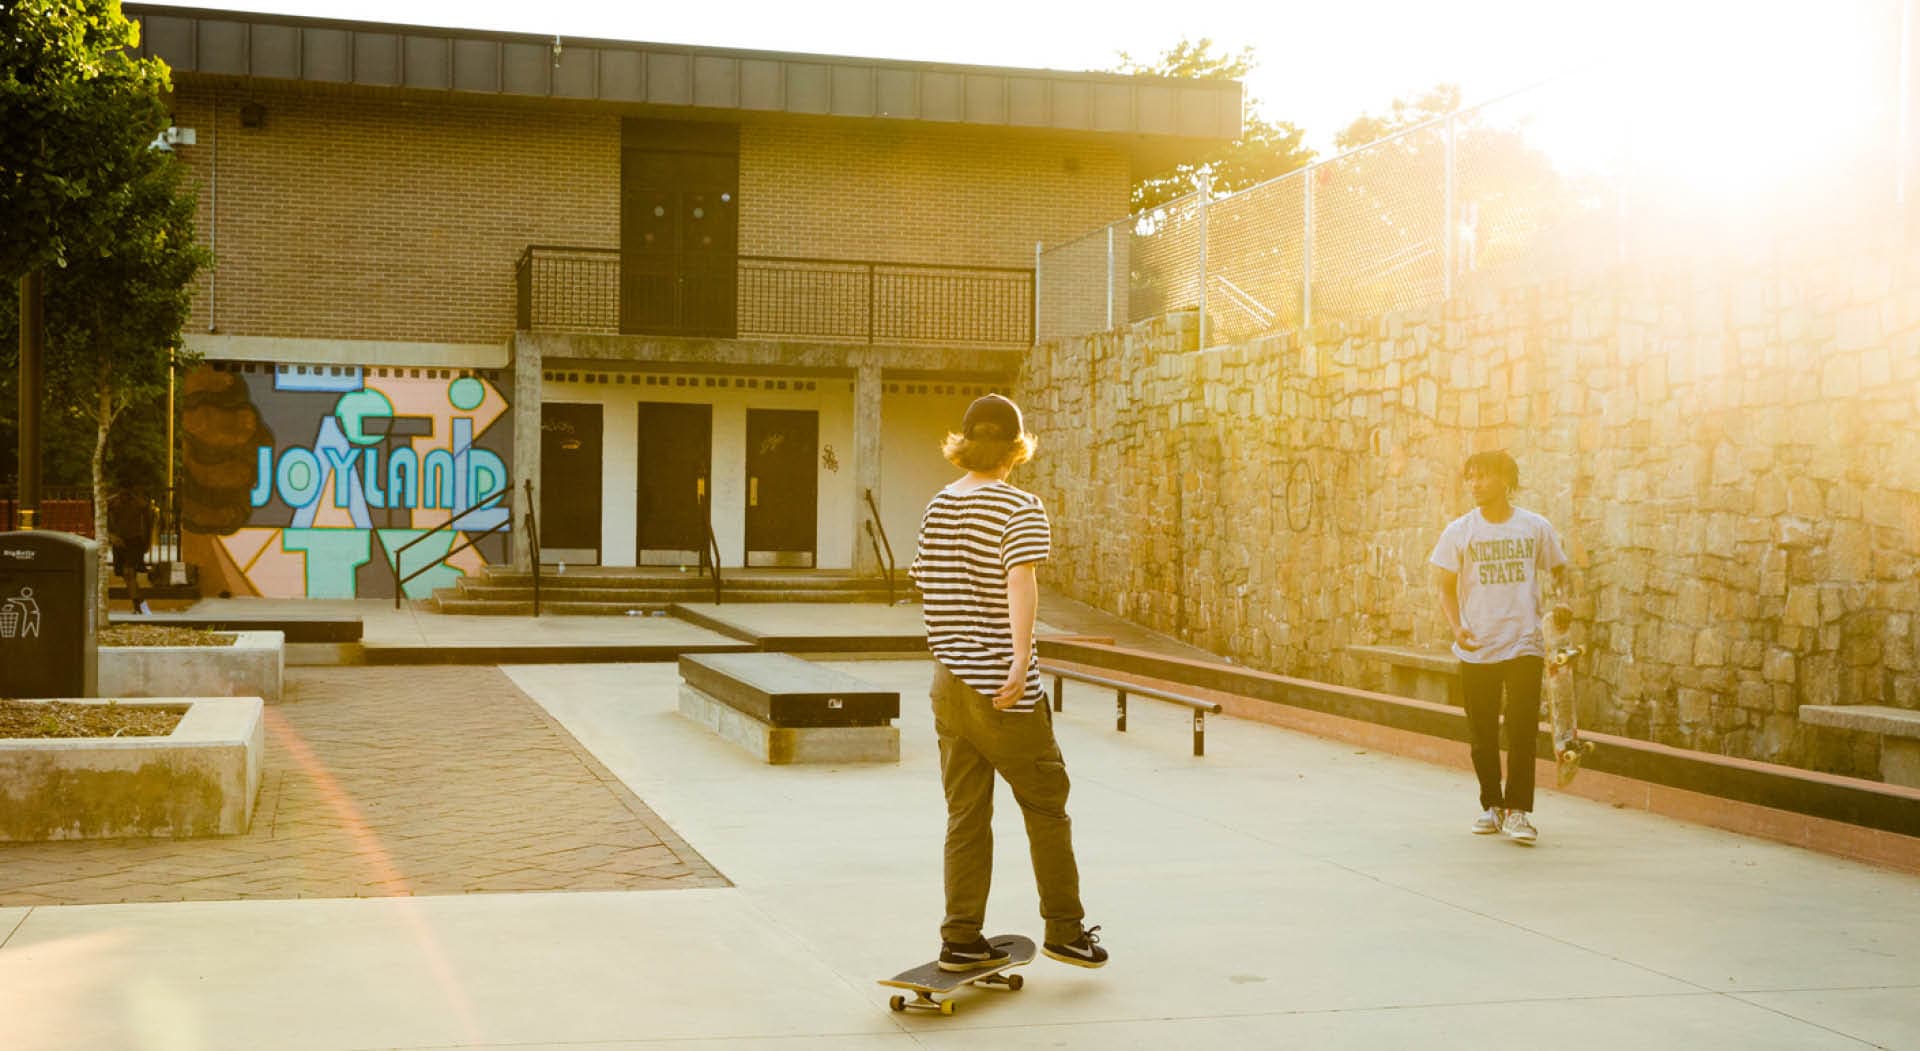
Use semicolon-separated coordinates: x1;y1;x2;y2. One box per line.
0;530;99;698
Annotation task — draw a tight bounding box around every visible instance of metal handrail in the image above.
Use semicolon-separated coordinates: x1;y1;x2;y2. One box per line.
390;489;509;609
522;479;541;617
518;245;1032;275
697;492;723;605
862;488;898;604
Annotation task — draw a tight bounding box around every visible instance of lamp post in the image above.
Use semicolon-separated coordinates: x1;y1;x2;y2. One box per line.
17;270;45;531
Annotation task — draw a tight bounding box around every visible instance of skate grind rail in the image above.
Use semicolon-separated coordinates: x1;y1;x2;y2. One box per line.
1038;662;1222;757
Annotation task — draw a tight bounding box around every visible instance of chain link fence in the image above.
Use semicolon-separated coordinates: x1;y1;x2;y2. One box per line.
1040;52;1911;347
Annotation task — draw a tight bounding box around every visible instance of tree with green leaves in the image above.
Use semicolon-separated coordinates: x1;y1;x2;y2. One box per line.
1313;82;1568;319
2;145;207;617
3;0;204;617
1116;39;1315;213
1;0;172;278
66;152;206;617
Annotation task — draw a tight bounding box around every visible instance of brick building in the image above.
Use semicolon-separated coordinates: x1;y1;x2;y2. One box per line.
128;5;1237;599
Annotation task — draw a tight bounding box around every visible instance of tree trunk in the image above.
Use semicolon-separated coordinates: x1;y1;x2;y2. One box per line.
92;366;114;626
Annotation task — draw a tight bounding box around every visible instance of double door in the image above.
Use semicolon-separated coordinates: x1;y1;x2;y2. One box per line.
632;404;818;568
621;120;738;337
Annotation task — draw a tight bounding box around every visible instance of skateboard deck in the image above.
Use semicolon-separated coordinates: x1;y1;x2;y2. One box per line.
1542;605;1594;786
879;934;1035;1015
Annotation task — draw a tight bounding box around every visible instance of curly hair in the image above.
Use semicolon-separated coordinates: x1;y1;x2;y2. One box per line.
1462;449;1520;488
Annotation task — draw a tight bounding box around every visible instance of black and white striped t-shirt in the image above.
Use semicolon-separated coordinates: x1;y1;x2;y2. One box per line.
911;481;1052;711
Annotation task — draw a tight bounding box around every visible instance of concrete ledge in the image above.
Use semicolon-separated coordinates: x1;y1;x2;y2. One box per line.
0;697;265;841
1799;704;1920;737
111;610;363;643
1800;705;1920;788
100;630;285;703
1041;639;1920;842
361;640;753;664
1346;644;1461;706
678;653;899;726
667;604;928;653
678;685;899;764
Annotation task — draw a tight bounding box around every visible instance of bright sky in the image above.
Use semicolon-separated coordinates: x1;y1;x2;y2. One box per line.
137;0;1906;154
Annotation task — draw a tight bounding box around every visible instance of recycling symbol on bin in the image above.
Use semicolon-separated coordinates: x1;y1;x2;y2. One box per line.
1;586;42;639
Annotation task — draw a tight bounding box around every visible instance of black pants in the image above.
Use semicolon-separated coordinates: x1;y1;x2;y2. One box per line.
1460;656;1543;812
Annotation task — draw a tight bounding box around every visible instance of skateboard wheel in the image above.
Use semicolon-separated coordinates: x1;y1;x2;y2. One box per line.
1006;973;1024;991
939;999;956;1016
889;995;906;1013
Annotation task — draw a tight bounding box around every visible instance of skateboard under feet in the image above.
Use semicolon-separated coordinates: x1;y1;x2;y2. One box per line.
879;934;1035;1015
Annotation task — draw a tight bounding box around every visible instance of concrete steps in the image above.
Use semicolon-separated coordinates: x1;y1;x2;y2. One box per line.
430;568;907;615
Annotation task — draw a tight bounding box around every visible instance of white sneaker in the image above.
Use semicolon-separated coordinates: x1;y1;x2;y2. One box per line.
1504;811;1537;844
1471;808;1504;835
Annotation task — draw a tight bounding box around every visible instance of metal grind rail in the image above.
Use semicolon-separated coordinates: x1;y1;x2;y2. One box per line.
1038;662;1223;757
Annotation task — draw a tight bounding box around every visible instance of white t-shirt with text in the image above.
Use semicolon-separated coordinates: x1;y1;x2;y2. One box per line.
1428;506;1567;664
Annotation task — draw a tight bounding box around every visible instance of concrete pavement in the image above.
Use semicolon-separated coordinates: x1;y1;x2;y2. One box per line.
2;656;1914;1049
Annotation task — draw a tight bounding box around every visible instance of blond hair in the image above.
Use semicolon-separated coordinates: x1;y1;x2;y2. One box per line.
942;420;1036;472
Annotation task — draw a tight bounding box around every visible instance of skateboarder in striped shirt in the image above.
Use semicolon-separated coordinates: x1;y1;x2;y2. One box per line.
909;394;1108;972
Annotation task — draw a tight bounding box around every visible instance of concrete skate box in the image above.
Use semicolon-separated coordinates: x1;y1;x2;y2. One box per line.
678;652;899;726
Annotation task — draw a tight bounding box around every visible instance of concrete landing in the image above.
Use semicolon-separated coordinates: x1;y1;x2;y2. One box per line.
2;657;1916;1049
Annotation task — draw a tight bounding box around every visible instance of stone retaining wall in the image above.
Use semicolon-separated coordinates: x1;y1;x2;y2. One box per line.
1017;249;1920;778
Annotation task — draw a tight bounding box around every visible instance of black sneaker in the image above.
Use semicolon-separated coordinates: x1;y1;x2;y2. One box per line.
1043;925;1108;968
938;936;1011;972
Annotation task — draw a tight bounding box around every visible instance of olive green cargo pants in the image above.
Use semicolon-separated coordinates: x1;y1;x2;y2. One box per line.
931;662;1085;946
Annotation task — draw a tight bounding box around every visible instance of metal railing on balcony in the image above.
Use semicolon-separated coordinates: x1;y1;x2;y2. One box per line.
515;246;1034;348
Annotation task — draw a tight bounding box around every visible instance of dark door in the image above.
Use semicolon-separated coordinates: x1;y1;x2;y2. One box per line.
540;403;602;564
636;402;713;565
744;409;818;568
621;120;738;337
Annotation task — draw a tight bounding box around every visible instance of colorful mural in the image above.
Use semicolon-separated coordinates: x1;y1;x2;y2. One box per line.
182;364;514;599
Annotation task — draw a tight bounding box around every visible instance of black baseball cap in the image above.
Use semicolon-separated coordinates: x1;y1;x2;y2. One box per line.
961;394;1024;440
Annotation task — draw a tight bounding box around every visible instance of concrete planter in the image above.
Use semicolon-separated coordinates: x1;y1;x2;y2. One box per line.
99;630;285;704
0;697;265;841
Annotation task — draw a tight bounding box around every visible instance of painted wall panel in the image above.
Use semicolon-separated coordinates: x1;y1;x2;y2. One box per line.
180;363;514;599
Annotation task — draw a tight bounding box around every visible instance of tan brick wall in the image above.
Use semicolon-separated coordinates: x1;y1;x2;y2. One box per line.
168;83;1131;345
739;121;1129;268
170;84;620;345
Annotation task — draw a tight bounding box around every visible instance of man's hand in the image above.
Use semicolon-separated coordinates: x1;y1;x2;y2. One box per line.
1454;625;1480;651
992;668;1027;710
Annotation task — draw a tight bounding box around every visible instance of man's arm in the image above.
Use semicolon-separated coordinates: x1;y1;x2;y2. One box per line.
994;562;1039;710
1432;565;1478;651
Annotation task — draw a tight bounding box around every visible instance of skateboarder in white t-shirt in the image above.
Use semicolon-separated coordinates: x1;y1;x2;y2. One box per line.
1429;450;1568;844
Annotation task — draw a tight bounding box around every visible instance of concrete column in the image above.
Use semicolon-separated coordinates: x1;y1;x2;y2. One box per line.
511;333;543;572
852;357;883;575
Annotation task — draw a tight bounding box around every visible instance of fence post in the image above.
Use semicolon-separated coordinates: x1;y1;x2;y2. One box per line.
1105;223;1115;330
1197;171;1212;350
1443;114;1456;300
1033;241;1043;343
1302;170;1314;334
1900;0;1914;229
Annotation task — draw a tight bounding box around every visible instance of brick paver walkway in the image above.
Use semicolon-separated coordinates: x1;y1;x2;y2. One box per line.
0;666;727;905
